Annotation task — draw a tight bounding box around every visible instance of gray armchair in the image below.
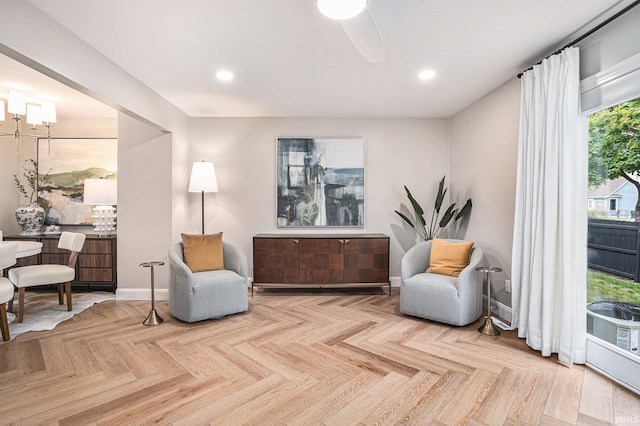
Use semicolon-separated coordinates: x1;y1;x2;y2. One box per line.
168;241;249;323
400;239;484;326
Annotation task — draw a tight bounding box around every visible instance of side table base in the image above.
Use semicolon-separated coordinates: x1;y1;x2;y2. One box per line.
143;309;164;326
140;261;165;327
478;316;500;336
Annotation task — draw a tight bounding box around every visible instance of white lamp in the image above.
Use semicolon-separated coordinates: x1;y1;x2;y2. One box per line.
188;161;218;234
26;104;42;126
1;91;57;156
7;91;26;115
317;0;367;20
84;179;118;236
41;101;57;124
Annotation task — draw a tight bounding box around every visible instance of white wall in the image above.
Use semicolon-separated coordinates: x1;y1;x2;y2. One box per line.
0;136;19;235
450;78;521;308
0;1;190;301
189;117;450;279
117;113;173;298
0;0;531;303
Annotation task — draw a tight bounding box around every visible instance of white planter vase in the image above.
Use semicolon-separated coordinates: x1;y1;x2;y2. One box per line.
15;204;45;236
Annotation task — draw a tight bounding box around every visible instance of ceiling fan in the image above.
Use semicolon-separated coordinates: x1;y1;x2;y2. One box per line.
316;0;386;63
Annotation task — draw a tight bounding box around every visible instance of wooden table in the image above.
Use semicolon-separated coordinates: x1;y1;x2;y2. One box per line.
0;240;43;259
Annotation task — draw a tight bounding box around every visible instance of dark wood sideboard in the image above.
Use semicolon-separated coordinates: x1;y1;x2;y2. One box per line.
4;234;117;292
252;233;390;295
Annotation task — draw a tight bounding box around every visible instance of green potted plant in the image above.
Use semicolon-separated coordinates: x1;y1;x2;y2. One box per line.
395;175;472;241
13;159;50;235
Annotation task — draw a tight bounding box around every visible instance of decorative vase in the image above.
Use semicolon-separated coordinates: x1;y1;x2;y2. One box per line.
15;204;45;236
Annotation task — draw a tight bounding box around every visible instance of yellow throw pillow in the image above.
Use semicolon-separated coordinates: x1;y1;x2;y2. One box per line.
426;238;474;277
181;232;224;272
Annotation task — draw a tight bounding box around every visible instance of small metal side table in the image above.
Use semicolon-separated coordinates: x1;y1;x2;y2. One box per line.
140;261;165;326
476;266;502;336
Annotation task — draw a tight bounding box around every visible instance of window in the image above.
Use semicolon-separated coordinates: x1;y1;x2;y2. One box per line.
587;97;640;392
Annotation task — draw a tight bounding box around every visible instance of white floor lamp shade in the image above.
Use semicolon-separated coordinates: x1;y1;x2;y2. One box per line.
188;161;218;234
84;179;117;236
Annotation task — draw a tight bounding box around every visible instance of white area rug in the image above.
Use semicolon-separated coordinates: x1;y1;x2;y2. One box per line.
3;291;115;343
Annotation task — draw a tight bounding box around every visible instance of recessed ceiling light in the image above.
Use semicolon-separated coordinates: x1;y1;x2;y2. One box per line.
216;71;234;81
317;0;367;20
418;70;436;80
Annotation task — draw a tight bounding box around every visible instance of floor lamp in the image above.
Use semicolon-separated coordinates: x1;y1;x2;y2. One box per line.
188;161;218;234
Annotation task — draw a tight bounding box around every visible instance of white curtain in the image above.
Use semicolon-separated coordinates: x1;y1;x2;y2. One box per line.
511;47;588;366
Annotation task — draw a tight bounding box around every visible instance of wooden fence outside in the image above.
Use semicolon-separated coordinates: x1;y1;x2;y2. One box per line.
588;219;640;282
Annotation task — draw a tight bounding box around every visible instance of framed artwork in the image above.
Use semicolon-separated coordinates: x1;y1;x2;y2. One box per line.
37;138;118;225
276;137;365;228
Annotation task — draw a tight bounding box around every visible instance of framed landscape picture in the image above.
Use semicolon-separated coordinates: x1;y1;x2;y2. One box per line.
276;137;365;228
37;138;118;225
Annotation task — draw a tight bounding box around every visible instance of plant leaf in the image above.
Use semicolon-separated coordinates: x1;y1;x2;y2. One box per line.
394;210;416;229
438;204;456;228
404;186;426;227
434;176;446;213
455;199;473;220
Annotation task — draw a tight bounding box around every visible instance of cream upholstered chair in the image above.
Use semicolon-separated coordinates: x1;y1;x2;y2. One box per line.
8;232;86;323
400;239;484;326
0;242;18;341
168;241;248;323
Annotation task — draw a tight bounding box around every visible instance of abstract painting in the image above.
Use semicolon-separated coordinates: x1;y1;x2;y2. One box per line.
37;138;118;225
276;137;364;228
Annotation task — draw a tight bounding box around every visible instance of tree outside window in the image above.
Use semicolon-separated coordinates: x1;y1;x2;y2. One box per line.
589;99;640;221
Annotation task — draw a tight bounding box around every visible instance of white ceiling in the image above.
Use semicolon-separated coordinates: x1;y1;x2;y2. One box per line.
1;0;627;120
0;54;116;119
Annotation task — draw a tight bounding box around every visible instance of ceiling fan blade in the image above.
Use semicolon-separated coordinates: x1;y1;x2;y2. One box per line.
341;8;385;63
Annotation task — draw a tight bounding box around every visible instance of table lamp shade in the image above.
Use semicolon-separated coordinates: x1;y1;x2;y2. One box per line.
188;161;218;193
41;101;57;123
84;179;117;236
84;179;117;205
8;91;26;115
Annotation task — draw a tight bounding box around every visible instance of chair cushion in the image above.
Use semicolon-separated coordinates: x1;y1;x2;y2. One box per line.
8;264;75;288
181;232;224;273
426;238;474;277
0;279;14;304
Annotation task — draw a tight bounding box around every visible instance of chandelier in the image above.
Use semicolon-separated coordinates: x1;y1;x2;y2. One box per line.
0;90;57;156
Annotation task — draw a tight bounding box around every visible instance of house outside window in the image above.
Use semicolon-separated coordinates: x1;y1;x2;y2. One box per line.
608;198;618;212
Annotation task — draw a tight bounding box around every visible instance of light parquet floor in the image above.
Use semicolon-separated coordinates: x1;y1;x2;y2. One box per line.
0;288;639;425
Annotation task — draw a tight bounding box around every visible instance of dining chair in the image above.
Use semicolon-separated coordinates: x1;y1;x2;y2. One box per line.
8;232;86;323
0;242;18;341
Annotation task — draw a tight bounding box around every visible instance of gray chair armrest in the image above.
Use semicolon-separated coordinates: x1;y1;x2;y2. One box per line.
168;243;196;290
456;245;484;300
401;240;432;282
222;242;248;279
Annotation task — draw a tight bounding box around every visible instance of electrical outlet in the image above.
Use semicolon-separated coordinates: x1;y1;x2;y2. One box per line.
505;279;511;293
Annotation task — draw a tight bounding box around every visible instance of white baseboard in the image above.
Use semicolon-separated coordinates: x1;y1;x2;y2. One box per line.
390;276;401;287
484;295;513;326
116;288;169;301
